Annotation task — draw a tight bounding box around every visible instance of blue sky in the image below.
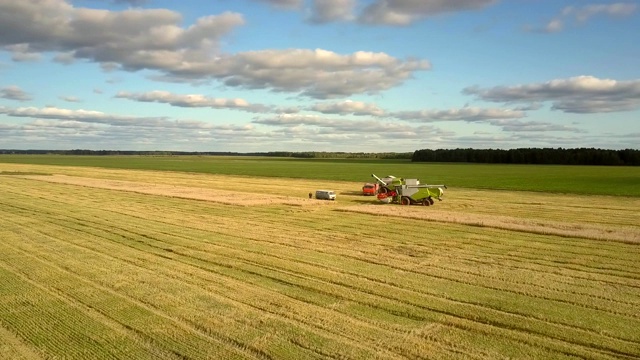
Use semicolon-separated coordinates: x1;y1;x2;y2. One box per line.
0;0;638;152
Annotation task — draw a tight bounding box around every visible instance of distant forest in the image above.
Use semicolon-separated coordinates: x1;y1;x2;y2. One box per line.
0;149;412;159
1;148;638;165
412;148;640;166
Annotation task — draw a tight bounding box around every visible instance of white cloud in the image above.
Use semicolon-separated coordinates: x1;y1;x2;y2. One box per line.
1;85;32;101
392;107;525;122
112;0;148;5
4;44;42;62
0;0;430;98
308;0;356;23
115;91;271;112
527;3;637;33
53;52;76;64
248;0;302;10
390;107;584;134
0;106;166;126
6;128;225;150
488;119;584;133
310;100;385;116
0;118;259;151
358;0;498;26
253;113;449;139
214;49;430;98
0;105;455;151
463;76;640;113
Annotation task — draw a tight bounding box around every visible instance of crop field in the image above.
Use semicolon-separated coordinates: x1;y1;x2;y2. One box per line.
0;161;639;359
2;154;640;196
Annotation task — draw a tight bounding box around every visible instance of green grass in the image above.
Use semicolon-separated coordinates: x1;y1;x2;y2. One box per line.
1;154;639;196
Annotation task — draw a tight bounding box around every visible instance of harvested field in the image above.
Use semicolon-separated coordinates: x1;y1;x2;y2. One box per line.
19;174;330;207
0;163;639;359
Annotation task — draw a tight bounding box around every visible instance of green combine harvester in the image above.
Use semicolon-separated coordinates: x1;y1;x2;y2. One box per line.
371;173;447;206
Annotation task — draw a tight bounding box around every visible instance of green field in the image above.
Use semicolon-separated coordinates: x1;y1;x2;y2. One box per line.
1;154;639;196
0;159;639;359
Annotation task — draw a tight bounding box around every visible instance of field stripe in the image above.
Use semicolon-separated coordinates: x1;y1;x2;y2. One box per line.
0;324;44;360
3;197;636;360
0;210;420;358
1;175;639;359
0;214;447;359
94;199;640;322
0;191;564;358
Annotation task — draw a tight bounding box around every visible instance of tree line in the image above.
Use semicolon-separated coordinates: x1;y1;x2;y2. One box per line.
411;148;640;166
0;149;412;159
2;148;638;165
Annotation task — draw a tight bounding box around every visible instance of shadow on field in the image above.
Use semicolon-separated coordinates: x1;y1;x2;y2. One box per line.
349;199;386;204
340;190;365;196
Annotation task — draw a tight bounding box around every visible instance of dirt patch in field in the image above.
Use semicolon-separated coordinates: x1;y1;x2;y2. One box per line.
21;174;332;207
338;205;640;244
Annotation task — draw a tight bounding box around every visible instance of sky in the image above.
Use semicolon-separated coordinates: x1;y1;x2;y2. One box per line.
0;0;639;152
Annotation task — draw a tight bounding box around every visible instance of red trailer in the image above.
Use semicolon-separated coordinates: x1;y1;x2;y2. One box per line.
362;183;379;196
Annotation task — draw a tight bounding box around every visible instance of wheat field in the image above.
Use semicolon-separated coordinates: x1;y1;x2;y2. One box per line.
1;163;639;359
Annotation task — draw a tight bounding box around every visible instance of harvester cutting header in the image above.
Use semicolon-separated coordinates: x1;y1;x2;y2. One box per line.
371;173;447;206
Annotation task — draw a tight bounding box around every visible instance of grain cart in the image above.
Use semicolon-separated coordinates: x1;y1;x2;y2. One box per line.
371;173;447;206
362;183;379;196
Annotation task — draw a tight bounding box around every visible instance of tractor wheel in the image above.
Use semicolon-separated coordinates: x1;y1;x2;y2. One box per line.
422;198;430;206
429;198;435;205
401;197;411;206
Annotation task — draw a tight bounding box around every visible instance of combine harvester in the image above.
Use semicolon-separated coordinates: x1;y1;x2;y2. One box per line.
371;174;447;206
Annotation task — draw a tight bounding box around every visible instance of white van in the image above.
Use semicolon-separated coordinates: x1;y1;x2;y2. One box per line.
315;190;336;200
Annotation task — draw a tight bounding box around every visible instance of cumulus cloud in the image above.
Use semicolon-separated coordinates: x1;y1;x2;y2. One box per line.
253;113;448;139
0;1;242;60
213;49;430;98
53;52;76;64
0;105;456;151
112;0;148;5
526;3;637;33
115;91;271;112
249;0;302;10
358;0;498;26
1;85;32;101
4;44;42;62
0;106;167;126
488;119;584;133
392;107;525;122
388;106;584;134
310;100;385;116
309;0;356;23
0;0;429;98
0;108;260;151
0;105;257;132
464;76;640;113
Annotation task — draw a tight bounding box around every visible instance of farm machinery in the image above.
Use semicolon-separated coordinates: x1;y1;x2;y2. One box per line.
371;174;447;206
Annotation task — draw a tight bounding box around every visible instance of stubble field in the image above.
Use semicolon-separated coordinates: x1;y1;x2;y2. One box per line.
0;162;639;359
